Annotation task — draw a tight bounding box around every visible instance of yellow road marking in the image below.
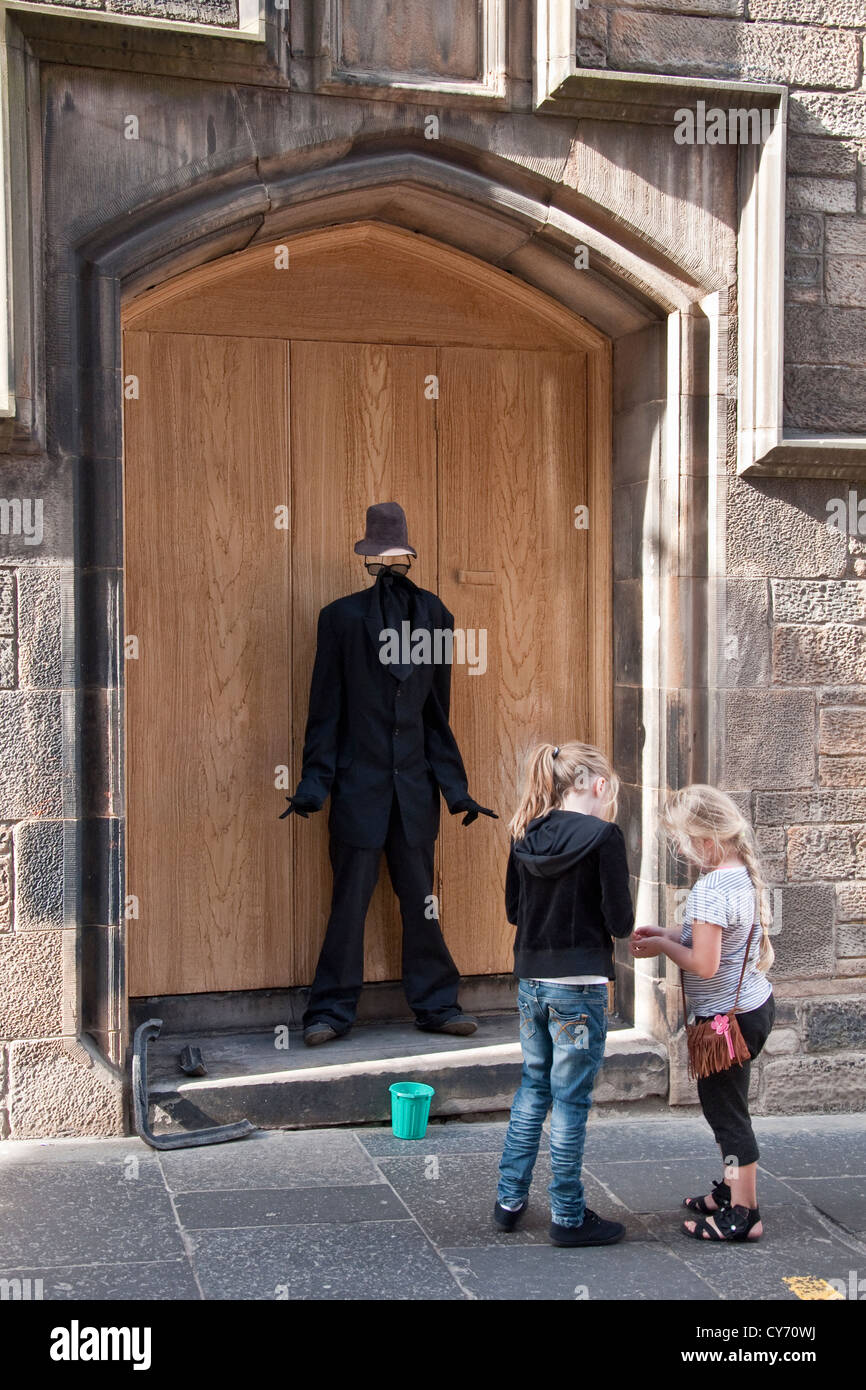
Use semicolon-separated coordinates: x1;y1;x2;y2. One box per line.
783;1276;845;1300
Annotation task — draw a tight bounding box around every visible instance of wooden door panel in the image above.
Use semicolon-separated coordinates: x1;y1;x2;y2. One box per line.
289;340;439;985
124;331;290;995
437;348;589;976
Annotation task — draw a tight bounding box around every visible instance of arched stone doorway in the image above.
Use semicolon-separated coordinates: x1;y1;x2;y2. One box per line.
65;147;726;1108
120;221;612;999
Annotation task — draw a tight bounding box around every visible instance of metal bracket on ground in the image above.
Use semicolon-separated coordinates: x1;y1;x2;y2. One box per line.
132;1018;256;1150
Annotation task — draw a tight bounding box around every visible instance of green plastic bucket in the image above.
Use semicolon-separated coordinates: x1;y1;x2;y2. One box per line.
389;1081;435;1140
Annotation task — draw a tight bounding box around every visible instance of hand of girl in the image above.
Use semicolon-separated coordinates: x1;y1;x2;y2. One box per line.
631;936;664;958
632;926;664;939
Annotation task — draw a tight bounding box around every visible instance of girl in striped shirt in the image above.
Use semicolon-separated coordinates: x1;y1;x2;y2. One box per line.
631;785;775;1243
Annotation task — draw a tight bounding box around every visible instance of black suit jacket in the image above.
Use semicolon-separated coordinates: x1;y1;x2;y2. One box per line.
292;577;471;849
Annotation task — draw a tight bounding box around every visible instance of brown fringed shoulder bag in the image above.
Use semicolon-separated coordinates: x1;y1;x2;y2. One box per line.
681;925;756;1080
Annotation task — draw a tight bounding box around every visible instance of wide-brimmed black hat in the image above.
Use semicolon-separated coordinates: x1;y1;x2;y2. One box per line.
353;502;417;557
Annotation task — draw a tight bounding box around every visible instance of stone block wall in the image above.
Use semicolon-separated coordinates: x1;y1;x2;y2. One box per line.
575;1;866;433
0;553;123;1138
718;475;866;1113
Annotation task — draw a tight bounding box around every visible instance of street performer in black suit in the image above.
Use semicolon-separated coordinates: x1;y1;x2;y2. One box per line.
282;502;497;1046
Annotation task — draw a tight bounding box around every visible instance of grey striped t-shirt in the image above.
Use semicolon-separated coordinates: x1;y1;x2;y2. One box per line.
680;866;773;1017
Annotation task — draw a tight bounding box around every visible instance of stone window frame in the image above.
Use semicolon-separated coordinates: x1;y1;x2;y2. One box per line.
312;0;509;103
0;14;13;418
534;0;866;482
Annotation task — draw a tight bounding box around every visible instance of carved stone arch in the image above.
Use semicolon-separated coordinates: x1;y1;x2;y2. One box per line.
72;148;721;1087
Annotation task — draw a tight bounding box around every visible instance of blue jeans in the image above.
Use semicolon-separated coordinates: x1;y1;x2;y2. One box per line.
497;980;608;1227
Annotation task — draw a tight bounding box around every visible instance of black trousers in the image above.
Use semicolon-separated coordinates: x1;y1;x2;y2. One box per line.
695;992;776;1168
302;795;462;1032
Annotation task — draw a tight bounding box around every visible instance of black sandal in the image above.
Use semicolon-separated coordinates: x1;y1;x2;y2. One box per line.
682;1178;731;1215
682;1204;762;1242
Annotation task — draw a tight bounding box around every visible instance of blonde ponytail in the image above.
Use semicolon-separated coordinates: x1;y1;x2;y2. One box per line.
736;830;775;972
509;741;620;840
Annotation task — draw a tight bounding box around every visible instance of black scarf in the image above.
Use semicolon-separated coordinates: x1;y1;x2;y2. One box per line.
375;568;414;681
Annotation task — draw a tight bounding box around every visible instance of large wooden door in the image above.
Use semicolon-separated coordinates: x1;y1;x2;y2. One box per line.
437;348;588;975
288;340;439;987
123;222;610;998
124;331;291;994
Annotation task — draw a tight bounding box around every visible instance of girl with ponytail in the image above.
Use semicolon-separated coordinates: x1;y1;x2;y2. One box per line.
631;784;776;1243
495;741;634;1248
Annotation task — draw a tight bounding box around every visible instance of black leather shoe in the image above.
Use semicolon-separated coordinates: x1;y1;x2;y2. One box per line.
303;1024;340;1047
494;1198;528;1231
550;1209;625;1246
415;1014;478;1036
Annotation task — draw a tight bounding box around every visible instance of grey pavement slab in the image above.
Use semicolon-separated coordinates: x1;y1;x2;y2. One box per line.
782;1177;866;1236
156;1127;381;1192
187;1220;462;1300
586;1157;803;1214
0;1260;201;1300
750;1116;866;1178
4;1114;866;1301
582;1115;719;1163
0;1136;162;1177
441;1240;721;1301
641;1203;866;1301
174;1182;407;1230
374;1150;635;1246
0;1155;183;1268
357;1118;548;1157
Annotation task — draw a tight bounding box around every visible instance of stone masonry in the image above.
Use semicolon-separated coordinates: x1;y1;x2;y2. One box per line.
575;1;866;436
721;486;866;1113
0;561;122;1136
1;2;864;1136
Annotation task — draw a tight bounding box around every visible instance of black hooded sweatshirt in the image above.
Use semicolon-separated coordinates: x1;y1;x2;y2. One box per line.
505;810;634;979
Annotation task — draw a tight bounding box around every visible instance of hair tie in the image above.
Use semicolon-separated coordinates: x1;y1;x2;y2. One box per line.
552;746;560;759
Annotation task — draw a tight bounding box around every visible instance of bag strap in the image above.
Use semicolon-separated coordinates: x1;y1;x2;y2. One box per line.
680;921;757;1023
732;923;757;1013
679;965;689;1026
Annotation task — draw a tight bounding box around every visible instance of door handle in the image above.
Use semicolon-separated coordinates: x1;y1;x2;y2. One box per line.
456;570;496;585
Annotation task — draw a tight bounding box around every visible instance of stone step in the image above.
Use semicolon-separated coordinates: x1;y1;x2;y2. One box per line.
144;1013;668;1134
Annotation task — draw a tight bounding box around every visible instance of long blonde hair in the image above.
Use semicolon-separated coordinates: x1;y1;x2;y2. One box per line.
659;784;774;972
509;742;620;840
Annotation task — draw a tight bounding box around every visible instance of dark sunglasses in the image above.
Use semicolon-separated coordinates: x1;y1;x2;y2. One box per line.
365;560;411;576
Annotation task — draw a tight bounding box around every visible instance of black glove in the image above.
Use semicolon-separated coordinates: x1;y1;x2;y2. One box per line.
279;795;319;820
450;796;498;827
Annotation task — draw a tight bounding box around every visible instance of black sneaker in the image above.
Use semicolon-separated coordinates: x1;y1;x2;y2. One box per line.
494;1198;528;1231
415;1013;478;1036
549;1208;625;1246
303;1023;341;1047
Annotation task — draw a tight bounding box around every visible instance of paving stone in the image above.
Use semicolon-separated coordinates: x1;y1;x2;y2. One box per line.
356;1119;538;1158
750;1116;866;1177
5;1118;866;1301
0;1134;162;1174
439;1239;720;1301
188;1221;462;1300
0;1159;183;1267
156;1127;381;1192
0;1260;200;1300
643;1202;866;1300
783;1177;866;1236
586;1157;801;1215
583;1116;714;1163
374;1150;628;1247
174;1183;404;1231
